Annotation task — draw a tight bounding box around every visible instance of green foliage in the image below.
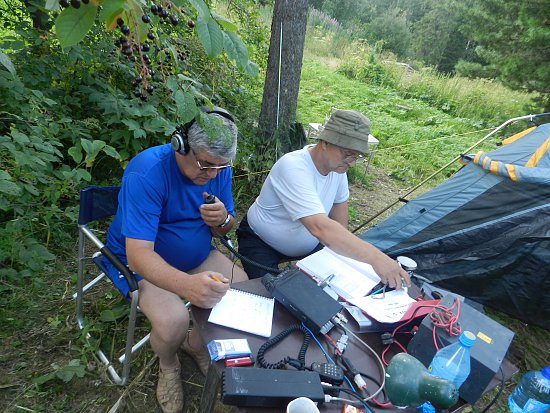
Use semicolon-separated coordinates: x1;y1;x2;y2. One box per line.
454;59;499;80
337;43;395;88
458;0;550;109
32;359;86;386
361;8;411;57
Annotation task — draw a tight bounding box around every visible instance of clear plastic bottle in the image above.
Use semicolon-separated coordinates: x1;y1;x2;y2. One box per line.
508;366;550;413
428;330;476;389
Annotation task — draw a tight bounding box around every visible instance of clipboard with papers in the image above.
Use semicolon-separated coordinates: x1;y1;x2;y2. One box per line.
296;247;439;329
295;247;381;300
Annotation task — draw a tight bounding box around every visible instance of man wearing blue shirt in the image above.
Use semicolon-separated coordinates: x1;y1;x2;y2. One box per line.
106;108;247;413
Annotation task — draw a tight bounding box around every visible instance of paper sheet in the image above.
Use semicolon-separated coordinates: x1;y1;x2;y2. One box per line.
348;288;415;323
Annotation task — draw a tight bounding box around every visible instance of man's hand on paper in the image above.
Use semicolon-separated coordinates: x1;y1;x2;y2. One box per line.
185;271;230;309
371;254;411;289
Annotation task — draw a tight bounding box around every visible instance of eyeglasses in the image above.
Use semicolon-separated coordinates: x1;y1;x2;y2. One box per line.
192;149;232;171
337;147;364;162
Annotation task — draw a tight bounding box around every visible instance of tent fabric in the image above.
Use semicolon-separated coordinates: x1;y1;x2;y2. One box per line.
360;123;550;329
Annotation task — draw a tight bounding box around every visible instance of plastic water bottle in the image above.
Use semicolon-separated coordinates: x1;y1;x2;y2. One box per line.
508;366;550;413
428;330;476;389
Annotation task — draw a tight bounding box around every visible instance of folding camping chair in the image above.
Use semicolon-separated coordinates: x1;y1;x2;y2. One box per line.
75;185;149;385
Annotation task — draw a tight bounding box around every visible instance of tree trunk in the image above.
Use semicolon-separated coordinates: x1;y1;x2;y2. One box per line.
258;0;308;156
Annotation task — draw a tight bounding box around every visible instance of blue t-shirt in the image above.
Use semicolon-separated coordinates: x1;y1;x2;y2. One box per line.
106;144;234;273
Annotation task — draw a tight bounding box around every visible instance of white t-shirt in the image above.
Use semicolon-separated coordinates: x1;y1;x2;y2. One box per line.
247;145;349;256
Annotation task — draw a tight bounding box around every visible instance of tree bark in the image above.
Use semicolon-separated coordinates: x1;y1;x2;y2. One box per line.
258;0;308;155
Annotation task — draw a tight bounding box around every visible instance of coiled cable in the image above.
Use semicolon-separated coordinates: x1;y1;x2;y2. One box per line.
257;324;311;370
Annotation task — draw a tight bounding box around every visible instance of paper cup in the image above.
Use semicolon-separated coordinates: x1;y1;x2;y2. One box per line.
286;397;320;413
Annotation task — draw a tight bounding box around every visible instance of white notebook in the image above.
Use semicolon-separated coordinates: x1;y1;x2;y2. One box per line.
208;288;275;337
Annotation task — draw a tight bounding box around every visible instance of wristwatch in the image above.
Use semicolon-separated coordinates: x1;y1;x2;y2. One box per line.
219;213;231;228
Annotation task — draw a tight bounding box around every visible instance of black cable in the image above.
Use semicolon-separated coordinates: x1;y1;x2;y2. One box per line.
257;324;311;370
339;387;369;406
218;235;282;274
479;366;505;413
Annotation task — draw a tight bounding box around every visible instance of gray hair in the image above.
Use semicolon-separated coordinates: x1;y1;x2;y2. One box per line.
187;114;238;161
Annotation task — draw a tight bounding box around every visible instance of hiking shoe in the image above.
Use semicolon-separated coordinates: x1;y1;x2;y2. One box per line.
156;366;184;413
182;333;211;376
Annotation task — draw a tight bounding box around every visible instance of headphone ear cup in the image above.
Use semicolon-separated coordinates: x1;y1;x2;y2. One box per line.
171;130;190;154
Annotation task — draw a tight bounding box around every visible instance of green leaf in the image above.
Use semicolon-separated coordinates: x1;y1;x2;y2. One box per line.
100;305;129;322
212;11;237;32
133;128;146;139
223;31;249;68
55;4;98;49
144;117;171;133
122;119;141;130
75;168;91;182
98;0;125;30
68;146;83;163
0;50;16;76
45;0;58;11
198;112;232;146
32;372;56;386
11;131;30;145
81;139;106;167
196;16;223;59
173;90;198;124
0;177;21;196
188;0;210;19
102;145;121;159
244;61;259;78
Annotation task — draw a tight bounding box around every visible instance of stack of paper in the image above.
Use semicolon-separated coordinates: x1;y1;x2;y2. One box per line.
296;247;381;300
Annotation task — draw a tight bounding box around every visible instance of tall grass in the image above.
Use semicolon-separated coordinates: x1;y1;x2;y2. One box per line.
336;48;540;125
304;8;355;60
384;63;539;124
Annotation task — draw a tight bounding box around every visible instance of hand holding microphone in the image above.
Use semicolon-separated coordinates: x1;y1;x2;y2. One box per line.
200;192;231;228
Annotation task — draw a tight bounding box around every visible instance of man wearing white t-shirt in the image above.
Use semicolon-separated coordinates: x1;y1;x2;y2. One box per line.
237;109;410;289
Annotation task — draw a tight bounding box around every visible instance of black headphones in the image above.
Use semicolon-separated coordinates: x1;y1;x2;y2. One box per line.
170;106;235;155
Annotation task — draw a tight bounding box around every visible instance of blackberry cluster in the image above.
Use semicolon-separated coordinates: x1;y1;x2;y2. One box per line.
59;0;196;101
111;2;195;101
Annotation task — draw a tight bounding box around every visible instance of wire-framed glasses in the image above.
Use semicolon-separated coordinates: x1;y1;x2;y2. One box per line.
192;149;232;170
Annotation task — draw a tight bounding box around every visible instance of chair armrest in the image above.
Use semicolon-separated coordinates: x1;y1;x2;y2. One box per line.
100;246;139;292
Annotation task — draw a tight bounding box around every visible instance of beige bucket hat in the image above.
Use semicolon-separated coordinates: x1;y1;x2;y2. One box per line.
318;109;374;153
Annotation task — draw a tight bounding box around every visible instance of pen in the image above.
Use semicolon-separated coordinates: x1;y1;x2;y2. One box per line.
318;273;335;289
210;274;228;283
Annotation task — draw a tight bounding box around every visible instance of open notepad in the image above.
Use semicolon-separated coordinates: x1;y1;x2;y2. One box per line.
208;288;275;337
296;247;381;300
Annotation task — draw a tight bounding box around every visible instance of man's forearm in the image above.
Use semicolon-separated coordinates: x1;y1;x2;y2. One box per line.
126;241;190;296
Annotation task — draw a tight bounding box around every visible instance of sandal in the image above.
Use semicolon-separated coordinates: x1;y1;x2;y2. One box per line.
156;365;184;413
182;333;211;376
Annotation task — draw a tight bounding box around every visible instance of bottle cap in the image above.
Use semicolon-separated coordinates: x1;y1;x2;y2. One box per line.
397;256;417;271
542;366;550;380
459;331;476;348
